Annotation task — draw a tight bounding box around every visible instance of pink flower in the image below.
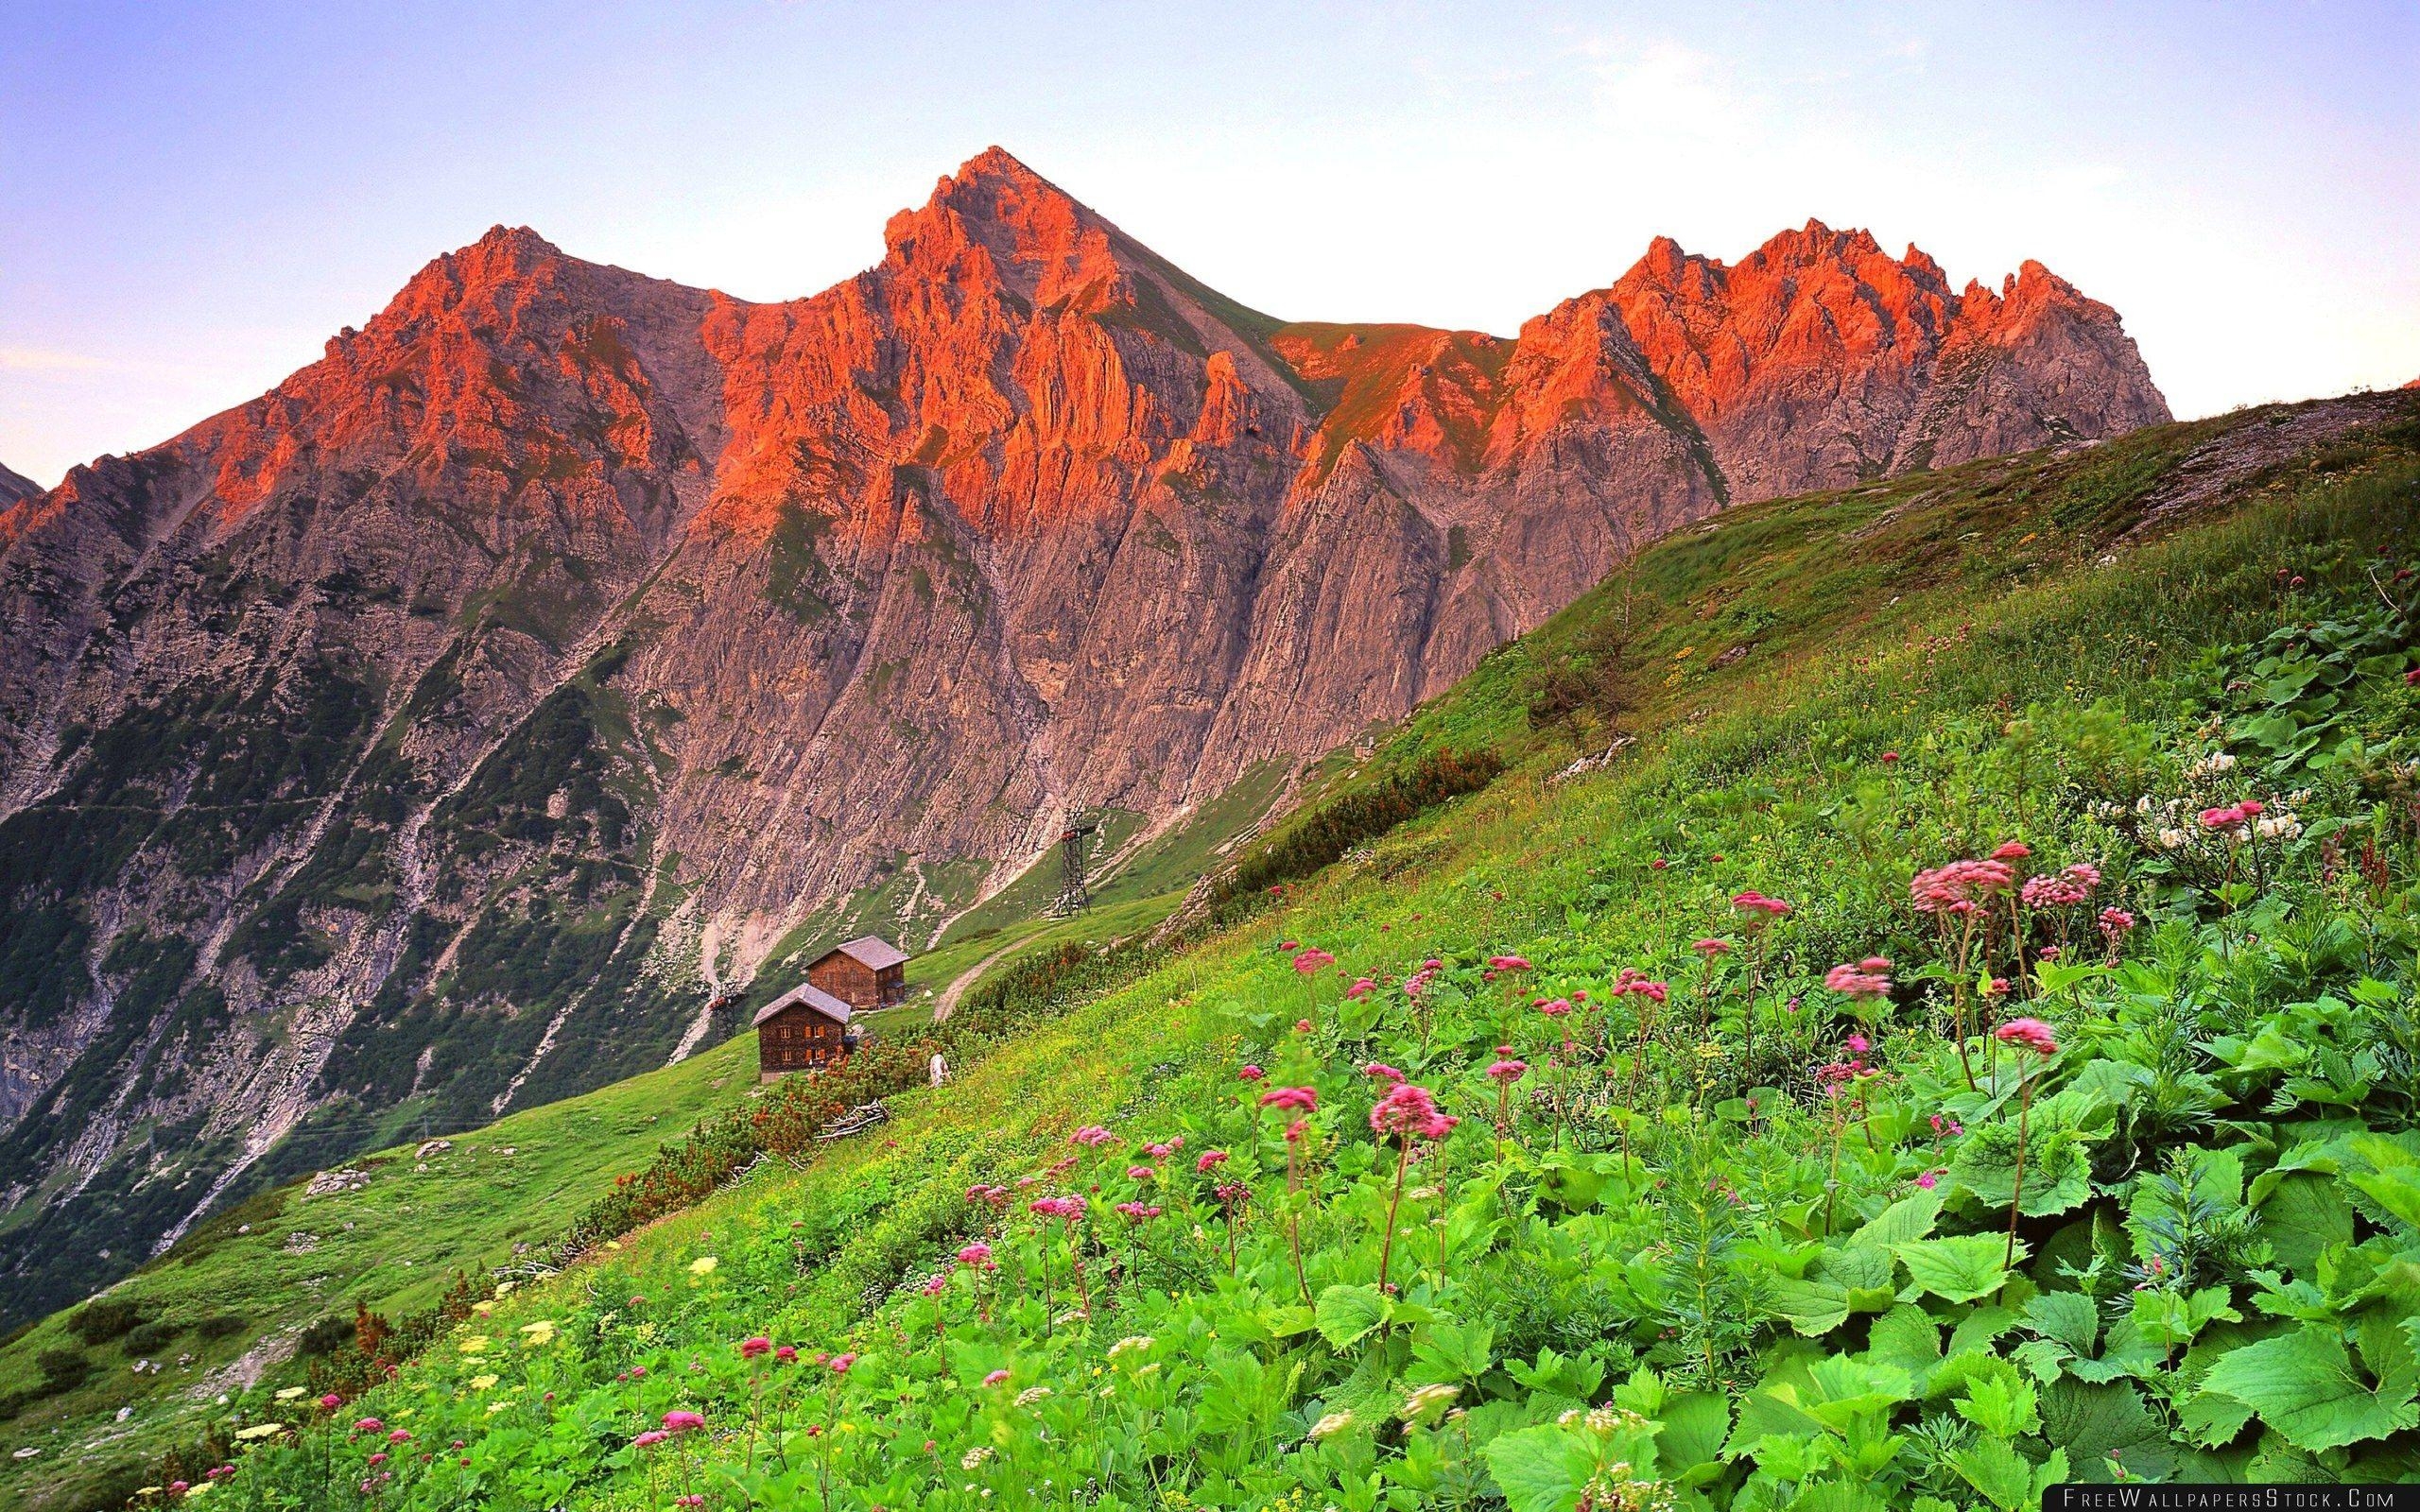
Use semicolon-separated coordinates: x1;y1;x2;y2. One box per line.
1115;1200;1163;1221
353;1418;384;1435
1489;954;1532;971
1996;1017;2059;1056
2099;906;2136;939
920;1272;949;1297
1237;1064;1266;1082
1370;1083;1460;1142
1930;1113;1964;1137
1345;977;1376;998
1258;1086;1319;1113
1196;1150;1229;1173
1126;1163;1155;1179
1916;1170;1939;1190
1071;1125;1115;1147
1731;891;1793;919
367;1452;387;1467
1824;960;1892;999
1279;940;1298;952
1284;1118;1308;1144
739;1335;773;1360
1295;1018;1313;1033
1293;947;1336;974
1214;1181;1249;1206
1845;1032;1871;1057
775;1344;798;1363
1880;751;1901;764
1362;1061;1407;1085
1029;1195;1084;1221
1651;857;1669;870
319;1394;342;1410
983;1369;1012;1386
1486;1057;1528;1083
1693;938;1731;956
2021;863;2101;909
958;1243;994;1269
1537;997;1573;1018
1910;858;2015;912
1145;1137;1184;1157
663;1411;706;1434
829;1352;857;1374
1991;840;2032;862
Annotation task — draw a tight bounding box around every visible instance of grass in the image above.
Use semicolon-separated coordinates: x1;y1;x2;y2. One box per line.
0;1035;757;1512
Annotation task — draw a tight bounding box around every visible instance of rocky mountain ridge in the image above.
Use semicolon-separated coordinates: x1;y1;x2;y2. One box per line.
0;146;2168;1322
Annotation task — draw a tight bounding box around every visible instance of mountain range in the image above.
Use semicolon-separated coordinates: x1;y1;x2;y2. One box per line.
0;146;2166;1321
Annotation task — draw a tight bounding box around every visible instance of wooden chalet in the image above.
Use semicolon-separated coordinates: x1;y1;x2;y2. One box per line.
754;981;856;1080
805;935;909;1012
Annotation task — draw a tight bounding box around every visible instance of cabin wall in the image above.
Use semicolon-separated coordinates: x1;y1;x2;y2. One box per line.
809;955;881;1010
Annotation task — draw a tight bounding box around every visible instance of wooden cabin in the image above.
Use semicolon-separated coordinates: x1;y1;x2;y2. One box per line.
805;935;909;1012
754;982;856;1081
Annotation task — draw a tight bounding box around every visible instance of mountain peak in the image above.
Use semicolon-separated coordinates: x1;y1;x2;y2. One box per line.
0;458;40;506
882;146;1124;304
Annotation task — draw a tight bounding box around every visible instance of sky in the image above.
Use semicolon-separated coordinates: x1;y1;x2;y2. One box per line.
3;0;2414;488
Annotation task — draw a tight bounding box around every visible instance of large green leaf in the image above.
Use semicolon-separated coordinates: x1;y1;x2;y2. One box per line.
1314;1283;1388;1349
1483;1423;1598;1512
1653;1392;1732;1486
2200;1324;2420;1453
1895;1234;2022;1304
1852;1188;1945;1250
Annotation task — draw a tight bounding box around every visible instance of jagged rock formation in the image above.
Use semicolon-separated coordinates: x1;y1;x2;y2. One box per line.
0;461;39;505
0;147;2168;1320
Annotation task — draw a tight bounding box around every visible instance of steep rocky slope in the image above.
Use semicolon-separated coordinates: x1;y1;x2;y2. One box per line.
0;147;2167;1323
0;461;39;505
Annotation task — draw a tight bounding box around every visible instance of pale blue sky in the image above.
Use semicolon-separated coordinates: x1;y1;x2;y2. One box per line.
3;1;2413;487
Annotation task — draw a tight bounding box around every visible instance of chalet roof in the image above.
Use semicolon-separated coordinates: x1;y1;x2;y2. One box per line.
815;935;908;971
752;981;855;1028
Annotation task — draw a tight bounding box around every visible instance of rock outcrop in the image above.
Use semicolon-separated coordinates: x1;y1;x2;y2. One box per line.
0;461;38;505
0;147;2168;1321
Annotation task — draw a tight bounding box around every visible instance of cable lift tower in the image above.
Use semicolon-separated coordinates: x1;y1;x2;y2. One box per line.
1051;809;1101;917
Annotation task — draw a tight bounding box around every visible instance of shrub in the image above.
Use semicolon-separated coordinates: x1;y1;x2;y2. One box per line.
63;1297;146;1345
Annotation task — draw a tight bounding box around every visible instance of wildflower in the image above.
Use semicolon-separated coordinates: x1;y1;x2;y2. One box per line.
958;1243;995;1269
1929;1113;1964;1137
1346;977;1376;998
1070;1125;1115;1147
1824;959;1892;999
1486;1057;1528;1083
469;1372;500;1390
1259;1085;1319;1112
1144;1138;1184;1157
1910;858;2015;912
1692;938;1731;956
1307;1409;1357;1442
1846;1032;1870;1057
1984;976;2011;997
320;1394;342;1411
353;1418;384;1435
2021;864;2100;908
830;1352;857;1374
1731;890;1793;919
1400;1383;1461;1421
663;1410;705;1434
1295;1018;1312;1032
1029;1195;1084;1221
1126;1163;1154;1179
1196;1149;1230;1173
1916;1170;1940;1189
1362;1061;1407;1085
1370;1084;1459;1142
1114;1201;1162;1221
686;1256;717;1276
2099;906;2136;941
1284;1119;1308;1144
1651;857;1669;869
1014;1385;1052;1406
982;1369;1011;1387
1489;954;1533;971
919;1273;949;1297
1293;947;1336;974
1236;1064;1265;1082
1880;751;1901;764
1990;840;2032;862
775;1345;798;1363
962;1445;996;1469
1996;1017;2059;1056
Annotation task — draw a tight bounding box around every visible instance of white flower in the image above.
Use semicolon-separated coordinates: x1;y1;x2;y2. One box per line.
1307;1410;1356;1441
1108;1335;1152;1358
960;1445;995;1469
1399;1383;1461;1421
1013;1385;1052;1407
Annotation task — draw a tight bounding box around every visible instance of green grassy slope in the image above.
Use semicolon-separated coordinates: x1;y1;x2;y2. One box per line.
23;393;2420;1509
0;1033;757;1511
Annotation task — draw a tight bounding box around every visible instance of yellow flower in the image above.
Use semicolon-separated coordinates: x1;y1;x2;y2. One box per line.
273;1386;307;1401
469;1374;499;1391
234;1423;285;1440
519;1320;557;1347
458;1336;491;1355
687;1256;717;1276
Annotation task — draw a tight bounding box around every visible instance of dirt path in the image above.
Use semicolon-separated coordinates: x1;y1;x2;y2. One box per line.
932;938;1027;1022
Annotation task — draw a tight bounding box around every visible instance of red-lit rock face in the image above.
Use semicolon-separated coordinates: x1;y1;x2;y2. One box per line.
0;151;2170;1277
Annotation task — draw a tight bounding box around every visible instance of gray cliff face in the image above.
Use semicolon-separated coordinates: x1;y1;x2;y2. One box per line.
0;149;2168;1320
